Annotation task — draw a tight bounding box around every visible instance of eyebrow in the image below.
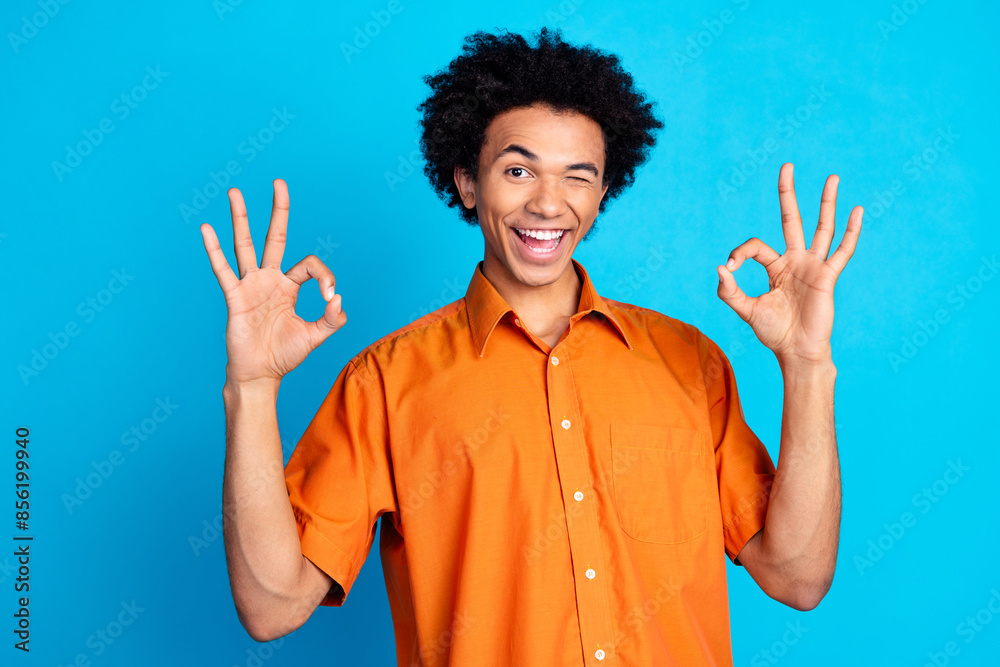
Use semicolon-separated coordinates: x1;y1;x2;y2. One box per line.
494;143;600;177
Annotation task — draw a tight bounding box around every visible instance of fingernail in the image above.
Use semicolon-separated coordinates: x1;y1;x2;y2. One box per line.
726;258;736;269
326;287;335;300
332;294;342;313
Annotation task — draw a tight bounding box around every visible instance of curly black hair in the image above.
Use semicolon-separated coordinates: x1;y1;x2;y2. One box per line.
416;26;664;239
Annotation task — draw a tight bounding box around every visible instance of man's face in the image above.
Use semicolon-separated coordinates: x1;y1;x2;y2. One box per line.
454;103;609;288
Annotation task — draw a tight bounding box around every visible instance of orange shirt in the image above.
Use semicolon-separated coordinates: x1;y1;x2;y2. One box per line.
284;257;777;666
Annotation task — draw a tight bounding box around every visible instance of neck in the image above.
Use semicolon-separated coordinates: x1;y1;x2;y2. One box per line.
480;252;583;330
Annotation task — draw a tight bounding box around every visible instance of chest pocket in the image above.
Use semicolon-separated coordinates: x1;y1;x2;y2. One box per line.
610;423;714;544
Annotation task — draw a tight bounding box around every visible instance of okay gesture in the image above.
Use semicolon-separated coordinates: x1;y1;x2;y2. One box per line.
717;163;862;365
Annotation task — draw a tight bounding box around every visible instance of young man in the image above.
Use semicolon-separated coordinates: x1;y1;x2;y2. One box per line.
200;27;860;666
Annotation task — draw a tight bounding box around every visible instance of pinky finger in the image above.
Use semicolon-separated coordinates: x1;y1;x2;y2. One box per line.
200;223;239;293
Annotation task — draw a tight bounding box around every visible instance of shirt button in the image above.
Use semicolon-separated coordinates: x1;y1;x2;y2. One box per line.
551;356;559;365
585;568;596;580
561;419;571;429
514;318;521;327
595;649;606;661
573;491;584;502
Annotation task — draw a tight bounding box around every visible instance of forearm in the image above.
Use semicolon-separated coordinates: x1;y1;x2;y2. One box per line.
222;378;312;639
758;357;841;605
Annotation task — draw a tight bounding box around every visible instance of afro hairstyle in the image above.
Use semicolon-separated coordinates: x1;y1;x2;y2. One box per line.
416;26;664;238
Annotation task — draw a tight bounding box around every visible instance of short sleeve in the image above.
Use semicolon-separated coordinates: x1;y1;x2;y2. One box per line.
283;357;396;606
697;331;776;567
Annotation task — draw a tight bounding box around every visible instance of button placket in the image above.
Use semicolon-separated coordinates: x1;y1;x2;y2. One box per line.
546;345;615;663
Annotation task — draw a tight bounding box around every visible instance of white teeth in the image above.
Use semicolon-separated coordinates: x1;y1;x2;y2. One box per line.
515;228;565;240
514;228;564;254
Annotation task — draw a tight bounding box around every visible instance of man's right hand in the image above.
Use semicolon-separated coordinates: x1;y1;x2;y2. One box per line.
199;178;347;387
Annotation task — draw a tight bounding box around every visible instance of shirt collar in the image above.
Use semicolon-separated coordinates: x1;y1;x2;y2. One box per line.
463;257;634;358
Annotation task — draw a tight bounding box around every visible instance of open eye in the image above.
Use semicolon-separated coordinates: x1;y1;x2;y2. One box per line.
506;167;530;178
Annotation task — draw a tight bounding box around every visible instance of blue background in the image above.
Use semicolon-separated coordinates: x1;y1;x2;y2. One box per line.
3;0;997;664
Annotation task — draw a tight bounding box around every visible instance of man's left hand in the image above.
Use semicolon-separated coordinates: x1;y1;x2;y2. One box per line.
717;162;862;365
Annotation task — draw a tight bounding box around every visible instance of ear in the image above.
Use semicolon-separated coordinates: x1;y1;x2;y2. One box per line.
453;165;476;209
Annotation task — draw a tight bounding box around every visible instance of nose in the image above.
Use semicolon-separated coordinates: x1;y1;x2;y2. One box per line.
524;175;567;219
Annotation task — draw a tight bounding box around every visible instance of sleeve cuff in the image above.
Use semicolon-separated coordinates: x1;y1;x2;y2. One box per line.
723;489;770;566
297;516;360;607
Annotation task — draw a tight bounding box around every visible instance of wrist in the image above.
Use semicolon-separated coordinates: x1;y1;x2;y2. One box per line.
777;354;837;383
775;341;833;369
223;375;282;403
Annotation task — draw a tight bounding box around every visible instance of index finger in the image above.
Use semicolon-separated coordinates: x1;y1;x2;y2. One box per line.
199;223;239;293
778;162;806;251
228;187;258;278
261;178;290;270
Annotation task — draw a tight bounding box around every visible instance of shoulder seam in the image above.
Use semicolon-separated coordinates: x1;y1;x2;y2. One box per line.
603;298;701;342
349;299;468;365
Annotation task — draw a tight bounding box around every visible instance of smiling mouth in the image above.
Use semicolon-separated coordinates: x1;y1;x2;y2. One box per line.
512;227;567;254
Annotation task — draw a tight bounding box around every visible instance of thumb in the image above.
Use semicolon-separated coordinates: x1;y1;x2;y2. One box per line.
716;265;753;322
309;291;347;346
